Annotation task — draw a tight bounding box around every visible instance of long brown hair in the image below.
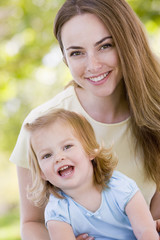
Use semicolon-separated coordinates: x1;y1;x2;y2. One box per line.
25;109;117;207
54;0;160;189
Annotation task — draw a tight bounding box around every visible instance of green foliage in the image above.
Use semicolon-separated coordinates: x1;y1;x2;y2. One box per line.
0;0;69;152
0;207;20;240
129;0;160;21
128;0;160;39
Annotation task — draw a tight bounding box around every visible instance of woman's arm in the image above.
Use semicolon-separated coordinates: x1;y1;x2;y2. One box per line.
125;191;159;240
150;190;160;220
150;190;160;232
17;166;50;240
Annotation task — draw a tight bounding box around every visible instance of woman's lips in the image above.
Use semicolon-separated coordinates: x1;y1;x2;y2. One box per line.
87;71;111;85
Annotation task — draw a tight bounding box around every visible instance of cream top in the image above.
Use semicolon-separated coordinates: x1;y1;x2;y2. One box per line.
10;86;156;205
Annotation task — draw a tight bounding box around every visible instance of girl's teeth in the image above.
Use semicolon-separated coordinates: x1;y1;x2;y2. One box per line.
89;72;109;82
59;166;69;171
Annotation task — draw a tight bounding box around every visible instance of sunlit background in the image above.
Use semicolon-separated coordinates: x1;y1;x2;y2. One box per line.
0;0;160;239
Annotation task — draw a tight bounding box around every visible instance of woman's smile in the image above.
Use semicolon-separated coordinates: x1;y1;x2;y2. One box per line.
86;71;112;85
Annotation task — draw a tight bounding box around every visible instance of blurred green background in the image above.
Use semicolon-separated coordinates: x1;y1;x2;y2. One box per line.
0;0;159;239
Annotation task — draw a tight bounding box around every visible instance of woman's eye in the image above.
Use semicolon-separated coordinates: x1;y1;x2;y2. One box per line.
100;43;112;50
63;145;73;150
70;51;83;57
43;153;52;159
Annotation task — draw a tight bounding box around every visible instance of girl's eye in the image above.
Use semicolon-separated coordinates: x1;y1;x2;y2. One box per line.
70;51;83;57
63;144;73;151
42;153;52;159
100;43;112;50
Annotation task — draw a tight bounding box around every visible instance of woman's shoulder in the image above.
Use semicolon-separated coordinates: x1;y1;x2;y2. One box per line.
9;85;78;167
25;85;75;123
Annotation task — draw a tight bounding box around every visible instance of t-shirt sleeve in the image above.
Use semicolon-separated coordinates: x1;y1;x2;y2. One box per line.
9;87;74;168
9;120;30;168
45;194;71;227
9;108;40;168
108;171;139;213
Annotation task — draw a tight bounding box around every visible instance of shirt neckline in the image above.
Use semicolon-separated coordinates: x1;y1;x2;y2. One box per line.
64;190;104;216
71;86;131;126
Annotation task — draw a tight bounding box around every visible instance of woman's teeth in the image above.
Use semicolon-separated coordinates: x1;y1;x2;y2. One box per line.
89;72;109;82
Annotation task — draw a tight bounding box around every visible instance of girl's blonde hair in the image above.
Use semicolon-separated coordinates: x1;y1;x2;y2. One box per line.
25;109;117;207
54;0;160;189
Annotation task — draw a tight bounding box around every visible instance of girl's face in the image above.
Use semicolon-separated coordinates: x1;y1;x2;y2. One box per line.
61;13;123;98
31;120;94;196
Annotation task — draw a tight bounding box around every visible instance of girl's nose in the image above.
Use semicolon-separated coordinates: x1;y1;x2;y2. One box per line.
86;54;102;73
55;152;65;164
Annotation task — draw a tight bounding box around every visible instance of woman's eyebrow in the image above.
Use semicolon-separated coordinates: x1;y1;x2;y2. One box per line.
66;46;83;51
95;36;112;46
66;36;112;51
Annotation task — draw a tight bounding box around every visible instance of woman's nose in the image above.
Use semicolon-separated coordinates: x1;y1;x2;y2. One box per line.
86;54;102;73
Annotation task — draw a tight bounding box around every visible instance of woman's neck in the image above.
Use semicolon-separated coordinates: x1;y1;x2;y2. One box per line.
75;82;130;124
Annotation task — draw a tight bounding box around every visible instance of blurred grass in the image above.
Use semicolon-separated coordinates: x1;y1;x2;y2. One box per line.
0;207;20;240
0;152;20;240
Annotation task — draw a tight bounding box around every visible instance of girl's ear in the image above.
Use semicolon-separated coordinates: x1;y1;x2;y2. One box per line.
89;154;96;161
40;171;47;180
89;148;99;161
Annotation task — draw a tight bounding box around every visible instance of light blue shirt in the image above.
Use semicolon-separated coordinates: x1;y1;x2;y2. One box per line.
45;171;139;240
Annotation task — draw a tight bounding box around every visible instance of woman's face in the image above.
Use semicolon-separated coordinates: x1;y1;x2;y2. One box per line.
61;13;123;98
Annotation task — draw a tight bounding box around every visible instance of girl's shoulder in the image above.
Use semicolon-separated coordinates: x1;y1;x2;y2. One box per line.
106;171;139;212
45;193;71;226
108;170;139;193
109;171;137;185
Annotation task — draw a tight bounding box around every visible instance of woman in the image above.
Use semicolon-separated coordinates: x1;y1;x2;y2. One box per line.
10;0;160;239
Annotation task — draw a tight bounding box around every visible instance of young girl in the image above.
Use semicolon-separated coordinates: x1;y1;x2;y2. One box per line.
25;109;159;240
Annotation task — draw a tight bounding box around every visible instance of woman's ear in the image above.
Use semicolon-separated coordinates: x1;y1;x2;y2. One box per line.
63;56;68;66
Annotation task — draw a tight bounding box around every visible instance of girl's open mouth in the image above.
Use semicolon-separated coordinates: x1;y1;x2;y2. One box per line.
58;165;74;177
